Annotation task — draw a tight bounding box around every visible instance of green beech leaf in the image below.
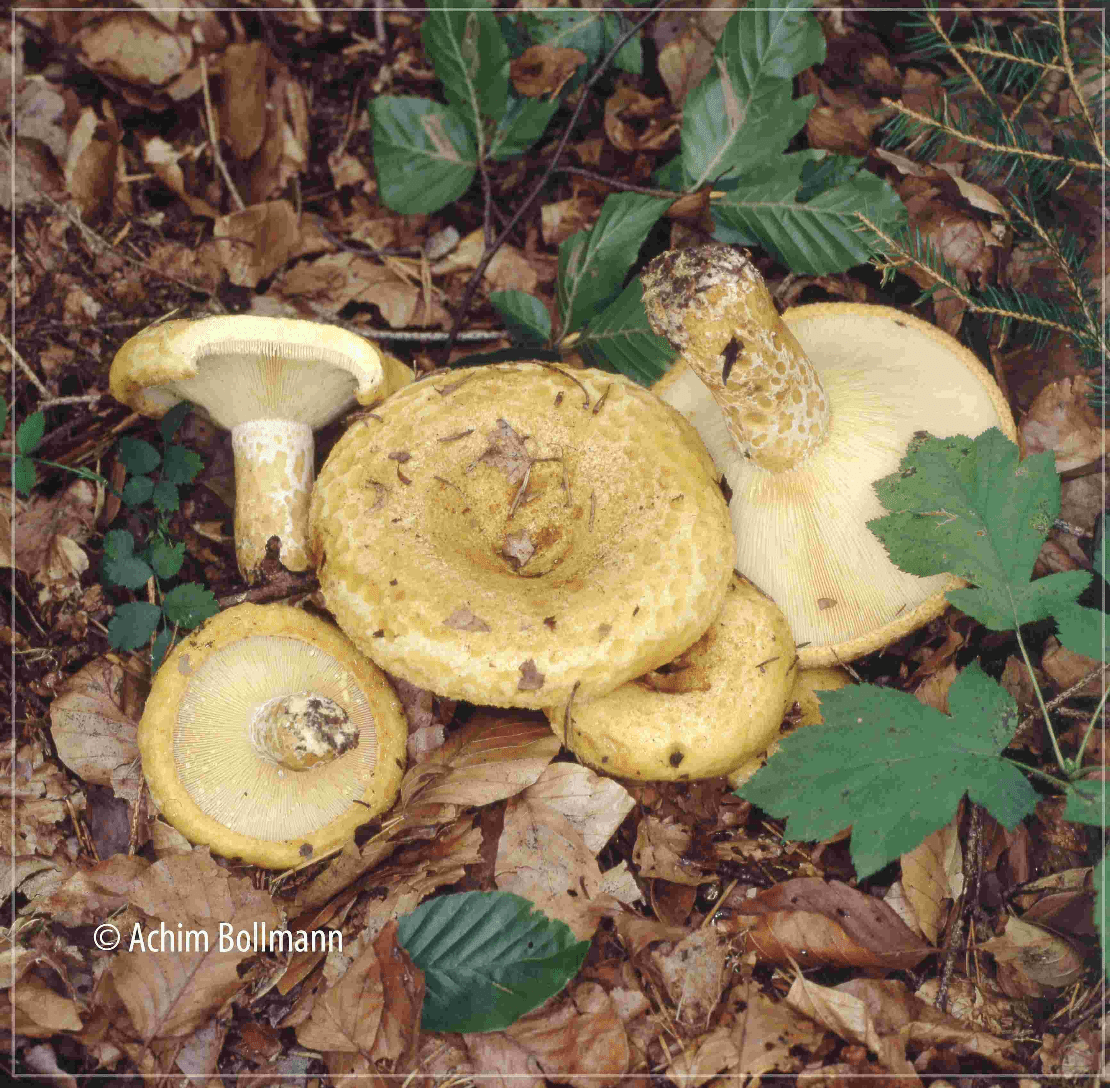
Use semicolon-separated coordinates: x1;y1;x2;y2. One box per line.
117;437;161;475
712;156;906;273
107;602;162;651
102;529;155;590
161;444;203;485
489;291;551;348
869;429;1087;629
422;0;509;134
681;0;824;189
370;97;477;215
489;95;560;161
161;583;219;629
15;412;46;455
12;457;36;496
576;279;676;386
158;403;191;444
737;664;1037;880
398;891;590;1033
557;192;671;335
151;627;175;672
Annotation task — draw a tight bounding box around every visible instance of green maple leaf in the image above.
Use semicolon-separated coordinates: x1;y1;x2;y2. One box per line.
737;663;1037;879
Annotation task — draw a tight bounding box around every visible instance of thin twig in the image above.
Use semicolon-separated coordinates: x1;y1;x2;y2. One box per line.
439;6;661;363
0;330;51;398
557;166;683;199
36;393;107;409
1055;0;1106;164
199;54;246;213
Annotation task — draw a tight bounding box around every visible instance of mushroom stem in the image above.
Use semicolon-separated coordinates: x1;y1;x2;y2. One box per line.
248;692;359;771
231;419;315;582
642;246;830;473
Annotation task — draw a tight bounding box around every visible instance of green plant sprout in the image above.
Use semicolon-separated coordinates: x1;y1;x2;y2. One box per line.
3;396;218;669
369;0;906;382
735;428;1108;972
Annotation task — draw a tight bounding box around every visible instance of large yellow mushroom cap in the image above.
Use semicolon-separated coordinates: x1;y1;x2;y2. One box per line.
138;604;407;869
545;575;797;781
308;362;735;709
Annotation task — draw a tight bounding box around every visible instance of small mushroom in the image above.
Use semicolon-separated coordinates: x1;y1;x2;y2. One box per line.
138;603;407;869
641;245;1018;665
308;362;735;709
544;574;797;781
109;316;407;583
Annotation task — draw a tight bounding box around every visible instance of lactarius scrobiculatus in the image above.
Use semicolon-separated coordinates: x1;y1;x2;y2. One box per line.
641;245;1017;665
308;362;735;709
138;604;407;869
109;315;413;583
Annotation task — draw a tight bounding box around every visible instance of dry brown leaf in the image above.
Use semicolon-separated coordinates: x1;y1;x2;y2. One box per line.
540;196;596;247
75;13;194;88
10;976;83;1037
603;85;678;153
173;1019;227;1084
110;850;282;1041
0;479;96;579
1041;636;1105;697
505;982;630;1086
50;657;144;804
248;68;309;203
913;660;959;714
651;926;730;1027
653;5;736;107
664;1026;738;1085
1020;373;1109;473
64;106;119;221
218;41;269;161
739;878;933;971
980;916;1088;993
142;136;219;218
520;761;634;854
295;935;384;1054
3;738;82;857
632;816;705;886
496;773;605;940
432;229;539;294
510;45;586;98
29;854;148;926
462;1030;544;1088
213;200;299;287
368;921;424;1063
899;819;962;945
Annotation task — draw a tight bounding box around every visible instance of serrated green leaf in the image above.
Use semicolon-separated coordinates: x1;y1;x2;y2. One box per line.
489;291;552;348
422;0;508;135
576;279;677;386
12;457;36;496
370;97;477;215
398;891;589;1033
158;402;191;444
947;570;1092;631
737;664;1038;879
1054;602;1108;661
151;479;180;514
869;429;1076;629
117;437;161;475
681;1;824;189
161;444;203;485
15;412;45;455
101;529;155;590
161;583;219;629
146;537;185;580
489;95;560;161
107;602;162;651
121;475;155;508
557;193;671;335
712;157;906;273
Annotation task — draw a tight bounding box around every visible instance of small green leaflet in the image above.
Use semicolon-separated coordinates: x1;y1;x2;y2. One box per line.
371;97;477;215
162;583;219;629
557;192;671;336
117;437;161;475
489;95;560;162
869;429;1091;630
15;412;45;456
422;0;508;138
102;530;155;590
107;602;162;651
737;664;1038;880
398;891;589;1033
161;444;203;486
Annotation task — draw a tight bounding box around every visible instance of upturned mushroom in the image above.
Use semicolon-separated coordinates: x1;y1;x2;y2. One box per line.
138;603;407;868
110;316;412;583
641;245;1018;665
308;362;735;709
545;574;797;781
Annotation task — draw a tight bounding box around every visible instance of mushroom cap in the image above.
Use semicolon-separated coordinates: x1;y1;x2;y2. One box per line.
654;302;1017;666
138;603;407;869
109;315;386;428
308;362;735;709
544;574;796;781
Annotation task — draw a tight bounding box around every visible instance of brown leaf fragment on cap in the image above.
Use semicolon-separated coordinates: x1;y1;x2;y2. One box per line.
544;616;557;630
518;659;545;691
817;598;837;611
435;375;473;395
444;607;491;633
469;419;532;485
388;451;412;463
502;530;535;570
438;429;474;443
597;624;611;639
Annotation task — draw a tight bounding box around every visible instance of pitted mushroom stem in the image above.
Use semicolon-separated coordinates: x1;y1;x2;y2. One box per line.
641;246;830;473
248;691;359;771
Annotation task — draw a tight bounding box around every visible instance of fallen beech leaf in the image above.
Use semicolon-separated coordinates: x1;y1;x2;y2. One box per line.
980;915;1088;991
64;106;119;221
76;13;193;87
213;200;299;287
432;229;539;293
0;480;96;579
899;820;962;945
632;815;705;886
1020;374;1109;472
521;761;633;854
219;41;269;161
142;136;219;217
510;45;586;98
29;854;149;927
603;85;678;153
738;878;933;970
11;977;83;1036
296;936;384;1054
651;927;730;1026
368;921;424;1063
